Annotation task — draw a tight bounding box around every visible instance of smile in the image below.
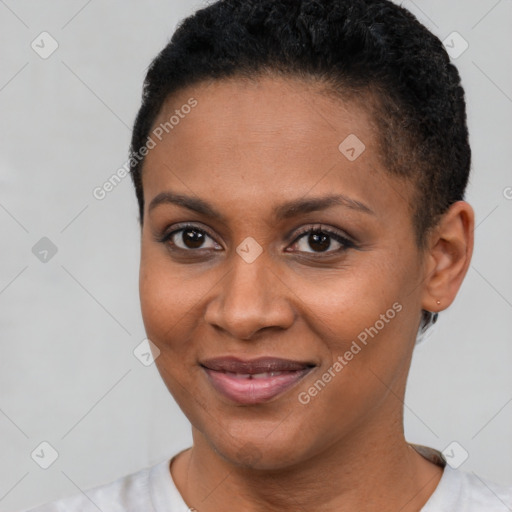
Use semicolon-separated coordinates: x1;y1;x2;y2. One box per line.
200;356;315;405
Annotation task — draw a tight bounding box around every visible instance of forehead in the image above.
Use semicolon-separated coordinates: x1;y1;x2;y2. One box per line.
142;75;413;222
152;75;374;156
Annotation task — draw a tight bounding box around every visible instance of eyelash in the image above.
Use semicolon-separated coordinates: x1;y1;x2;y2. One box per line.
158;222;356;257
289;224;356;254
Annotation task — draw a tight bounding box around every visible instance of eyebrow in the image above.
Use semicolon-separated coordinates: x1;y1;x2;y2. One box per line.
148;191;374;221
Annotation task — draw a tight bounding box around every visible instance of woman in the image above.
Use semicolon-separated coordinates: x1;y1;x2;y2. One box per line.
25;0;512;510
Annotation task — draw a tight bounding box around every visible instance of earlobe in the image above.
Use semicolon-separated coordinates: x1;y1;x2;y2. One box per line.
421;201;475;312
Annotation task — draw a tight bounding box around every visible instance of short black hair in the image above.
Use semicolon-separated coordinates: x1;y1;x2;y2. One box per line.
130;0;470;250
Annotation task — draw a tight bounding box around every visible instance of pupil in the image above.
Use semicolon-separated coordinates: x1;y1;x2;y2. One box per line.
183;229;204;249
309;231;330;252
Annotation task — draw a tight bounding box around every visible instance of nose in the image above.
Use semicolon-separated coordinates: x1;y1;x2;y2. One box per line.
204;252;296;341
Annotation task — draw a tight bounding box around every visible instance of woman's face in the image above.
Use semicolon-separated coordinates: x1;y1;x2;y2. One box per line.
139;76;429;469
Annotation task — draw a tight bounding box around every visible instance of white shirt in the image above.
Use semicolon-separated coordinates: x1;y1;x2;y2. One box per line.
22;446;512;511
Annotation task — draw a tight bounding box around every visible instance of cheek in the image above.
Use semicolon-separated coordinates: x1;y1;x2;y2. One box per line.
288;267;415;435
139;244;195;350
138;250;206;408
292;259;407;340
138;242;223;359
290;253;420;390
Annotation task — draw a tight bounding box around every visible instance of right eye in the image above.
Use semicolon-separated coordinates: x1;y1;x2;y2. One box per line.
160;224;223;252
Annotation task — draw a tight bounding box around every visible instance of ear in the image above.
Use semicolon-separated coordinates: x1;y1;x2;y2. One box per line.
421;201;474;312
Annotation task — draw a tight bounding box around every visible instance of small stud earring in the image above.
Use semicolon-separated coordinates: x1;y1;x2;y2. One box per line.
436;300;441;305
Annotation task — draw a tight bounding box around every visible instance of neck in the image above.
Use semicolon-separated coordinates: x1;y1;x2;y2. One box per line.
171;417;443;512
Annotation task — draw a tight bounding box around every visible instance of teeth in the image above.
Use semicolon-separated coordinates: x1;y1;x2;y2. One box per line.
225;371;285;379
252;371;284;379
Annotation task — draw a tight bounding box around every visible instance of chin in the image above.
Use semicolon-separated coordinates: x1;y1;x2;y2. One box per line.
202;422;315;471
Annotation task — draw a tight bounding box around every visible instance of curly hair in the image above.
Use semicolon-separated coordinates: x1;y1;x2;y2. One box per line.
130;0;470;250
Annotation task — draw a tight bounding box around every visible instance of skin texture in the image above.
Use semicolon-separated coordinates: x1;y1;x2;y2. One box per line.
139;76;474;511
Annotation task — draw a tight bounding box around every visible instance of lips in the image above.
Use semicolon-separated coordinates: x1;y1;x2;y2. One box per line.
200;357;315;405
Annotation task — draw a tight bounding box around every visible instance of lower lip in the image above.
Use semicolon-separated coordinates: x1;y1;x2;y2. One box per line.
203;367;313;405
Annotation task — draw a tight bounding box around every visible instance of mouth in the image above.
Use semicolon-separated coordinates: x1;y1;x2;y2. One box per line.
200;356;316;405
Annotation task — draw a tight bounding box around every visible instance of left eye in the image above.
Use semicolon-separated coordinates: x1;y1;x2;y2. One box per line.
289;228;355;254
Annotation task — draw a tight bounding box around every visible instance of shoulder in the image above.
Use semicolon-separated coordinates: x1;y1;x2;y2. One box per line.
423;465;512;511
20;460;168;512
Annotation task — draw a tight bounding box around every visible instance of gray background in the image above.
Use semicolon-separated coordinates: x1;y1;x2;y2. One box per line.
0;1;511;510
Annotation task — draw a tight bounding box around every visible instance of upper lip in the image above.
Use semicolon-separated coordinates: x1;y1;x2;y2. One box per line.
200;356;315;374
